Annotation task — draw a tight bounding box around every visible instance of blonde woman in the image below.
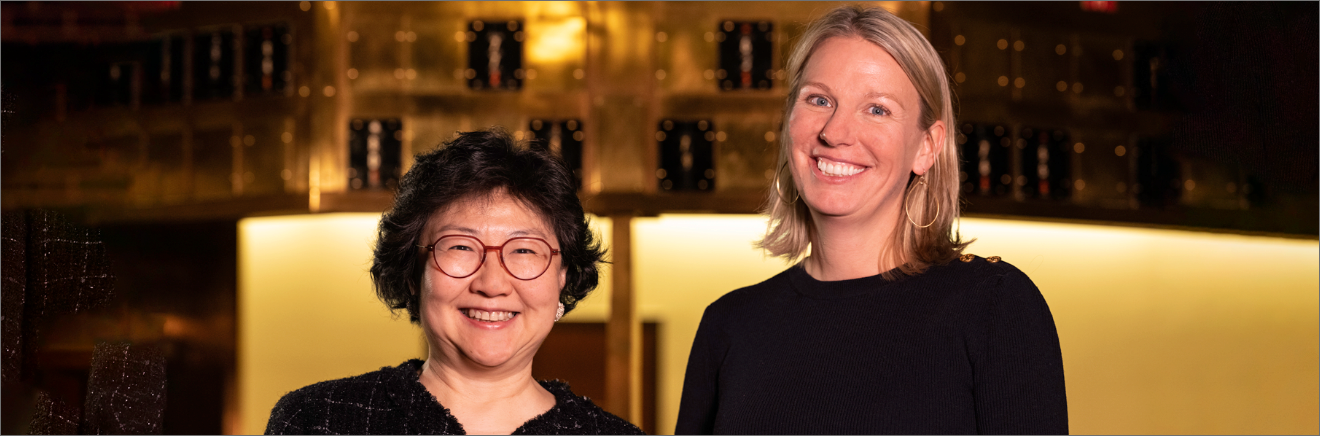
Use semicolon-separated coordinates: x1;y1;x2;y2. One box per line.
677;6;1067;434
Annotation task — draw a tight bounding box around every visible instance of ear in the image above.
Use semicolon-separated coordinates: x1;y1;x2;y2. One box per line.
911;120;946;176
558;266;568;291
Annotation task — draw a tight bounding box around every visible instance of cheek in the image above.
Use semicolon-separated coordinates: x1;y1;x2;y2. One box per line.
787;109;821;143
420;268;460;305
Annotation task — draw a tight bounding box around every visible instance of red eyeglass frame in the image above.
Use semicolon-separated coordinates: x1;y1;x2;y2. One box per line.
422;234;561;281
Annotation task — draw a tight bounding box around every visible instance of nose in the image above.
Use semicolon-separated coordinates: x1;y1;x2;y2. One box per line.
818;110;853;148
468;247;513;298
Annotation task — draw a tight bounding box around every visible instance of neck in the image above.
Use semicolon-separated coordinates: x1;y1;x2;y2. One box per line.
419;347;555;435
803;202;904;281
420;355;540;405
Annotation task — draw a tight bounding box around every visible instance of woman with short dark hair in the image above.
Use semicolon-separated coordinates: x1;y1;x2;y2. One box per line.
677;5;1067;434
266;128;642;435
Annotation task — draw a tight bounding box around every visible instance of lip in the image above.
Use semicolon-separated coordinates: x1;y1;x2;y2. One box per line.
459;307;521;330
811;155;869;181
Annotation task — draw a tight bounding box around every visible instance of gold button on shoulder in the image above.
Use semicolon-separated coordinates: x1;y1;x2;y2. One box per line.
959;253;976;262
986;256;1002;263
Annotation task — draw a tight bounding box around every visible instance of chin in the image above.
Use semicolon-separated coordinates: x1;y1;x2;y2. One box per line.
462;349;518;368
802;191;864;217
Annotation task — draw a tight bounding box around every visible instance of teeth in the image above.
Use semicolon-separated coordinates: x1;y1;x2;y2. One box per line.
464;309;516;322
817;158;864;177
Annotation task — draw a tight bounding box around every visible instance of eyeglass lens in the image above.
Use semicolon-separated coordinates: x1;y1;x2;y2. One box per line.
432;235;554;280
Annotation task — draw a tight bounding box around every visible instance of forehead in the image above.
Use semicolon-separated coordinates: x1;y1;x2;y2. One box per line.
423;190;554;239
802;36;918;97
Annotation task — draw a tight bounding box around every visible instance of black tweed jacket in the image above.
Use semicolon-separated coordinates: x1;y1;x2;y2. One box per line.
266;359;643;435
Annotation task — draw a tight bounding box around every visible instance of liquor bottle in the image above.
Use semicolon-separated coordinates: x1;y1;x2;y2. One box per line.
348;119;403;190
656;119;716;192
467;20;524;91
529;119;585;191
717;21;774;91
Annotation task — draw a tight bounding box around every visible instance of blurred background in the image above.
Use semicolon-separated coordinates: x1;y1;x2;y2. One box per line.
1;1;1316;434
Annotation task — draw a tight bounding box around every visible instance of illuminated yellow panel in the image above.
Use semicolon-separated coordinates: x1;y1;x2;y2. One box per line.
956;219;1319;435
237;213;423;435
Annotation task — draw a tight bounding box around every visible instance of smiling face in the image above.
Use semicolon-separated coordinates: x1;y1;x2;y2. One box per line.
787;35;944;223
419;189;566;370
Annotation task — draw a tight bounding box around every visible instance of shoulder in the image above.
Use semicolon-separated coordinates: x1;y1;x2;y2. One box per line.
931;253;1040;297
266;360;424;434
527;380;644;435
937;254;1057;330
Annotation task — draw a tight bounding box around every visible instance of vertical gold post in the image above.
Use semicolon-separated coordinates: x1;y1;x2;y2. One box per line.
605;213;642;427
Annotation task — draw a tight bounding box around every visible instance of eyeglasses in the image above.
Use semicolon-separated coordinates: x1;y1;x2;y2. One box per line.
422;235;561;281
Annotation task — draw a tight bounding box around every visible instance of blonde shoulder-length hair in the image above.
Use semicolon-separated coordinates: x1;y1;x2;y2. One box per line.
756;5;969;278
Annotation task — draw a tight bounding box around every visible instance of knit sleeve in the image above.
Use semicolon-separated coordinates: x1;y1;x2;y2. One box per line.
675;302;731;435
971;267;1069;435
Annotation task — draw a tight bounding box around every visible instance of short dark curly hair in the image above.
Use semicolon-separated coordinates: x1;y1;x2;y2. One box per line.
370;127;605;323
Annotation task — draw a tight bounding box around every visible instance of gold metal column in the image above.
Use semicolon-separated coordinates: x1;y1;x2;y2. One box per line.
605;213;642;426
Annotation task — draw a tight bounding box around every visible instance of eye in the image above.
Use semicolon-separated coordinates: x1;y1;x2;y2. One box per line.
806;95;831;107
869;106;890;116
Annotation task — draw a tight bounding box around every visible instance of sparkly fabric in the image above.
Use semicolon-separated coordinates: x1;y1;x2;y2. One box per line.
2;211;28;381
83;342;168;435
29;391;81;435
25;209;114;316
2;210;115;383
266;359;644;435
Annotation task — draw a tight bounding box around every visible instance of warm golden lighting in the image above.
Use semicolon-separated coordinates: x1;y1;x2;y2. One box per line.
238;212;1319;435
997;38;1008;50
1115;145;1127;156
954;34;965;46
526;17;586;64
1074;142;1085;153
998;75;1009;86
1056;43;1067;55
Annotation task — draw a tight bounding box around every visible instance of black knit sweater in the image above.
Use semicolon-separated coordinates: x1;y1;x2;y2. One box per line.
266;359;643;435
675;256;1067;435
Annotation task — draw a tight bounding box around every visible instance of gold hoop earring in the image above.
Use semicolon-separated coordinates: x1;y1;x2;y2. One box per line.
904;174;938;228
772;160;799;205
